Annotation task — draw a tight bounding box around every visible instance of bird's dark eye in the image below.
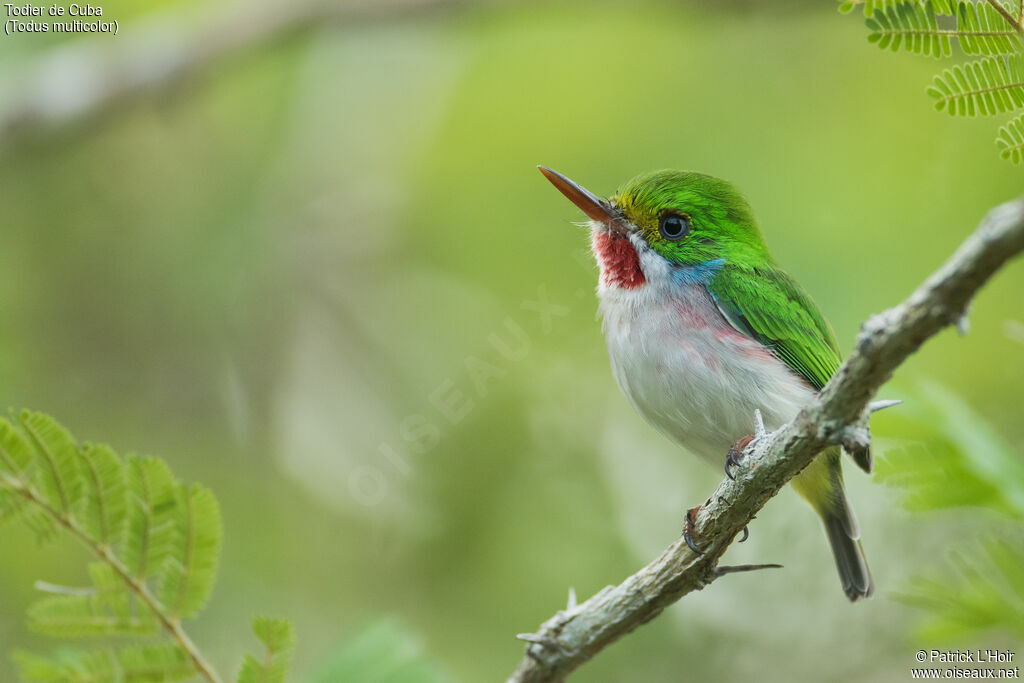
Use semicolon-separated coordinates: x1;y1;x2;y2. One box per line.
658;213;690;241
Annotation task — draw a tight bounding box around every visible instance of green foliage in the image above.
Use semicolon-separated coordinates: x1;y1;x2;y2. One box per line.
27;565;159;638
14;644;194;682
866;2;954;57
928;55;1024;115
309;620;451;683
156;485;223;621
876;381;1024;515
21;411;84;521
848;0;1024;162
876;382;1024;642
0;411;292;683
953;1;1023;54
840;0;954;16
894;538;1024;642
996;111;1024;159
75;445;126;547
237;618;295;683
867;1;1020;57
121;457;178;581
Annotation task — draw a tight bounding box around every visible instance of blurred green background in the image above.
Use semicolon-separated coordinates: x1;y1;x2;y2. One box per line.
0;1;1022;681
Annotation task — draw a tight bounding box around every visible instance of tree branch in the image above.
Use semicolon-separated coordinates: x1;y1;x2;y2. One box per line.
508;197;1024;683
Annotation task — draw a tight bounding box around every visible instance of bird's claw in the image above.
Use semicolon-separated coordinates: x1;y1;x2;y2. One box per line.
724;453;738;481
738;525;749;543
724;435;754;481
683;505;703;555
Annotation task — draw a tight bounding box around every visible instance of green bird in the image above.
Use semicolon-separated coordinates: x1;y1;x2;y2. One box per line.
540;166;873;601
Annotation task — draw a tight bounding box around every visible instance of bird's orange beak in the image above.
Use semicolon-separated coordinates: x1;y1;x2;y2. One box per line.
538;166;617;223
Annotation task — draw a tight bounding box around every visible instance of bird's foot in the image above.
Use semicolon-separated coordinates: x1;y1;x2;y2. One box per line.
683;505;704;555
724;435;754;481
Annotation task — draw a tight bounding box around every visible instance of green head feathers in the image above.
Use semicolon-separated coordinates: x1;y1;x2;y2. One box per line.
611;170;769;267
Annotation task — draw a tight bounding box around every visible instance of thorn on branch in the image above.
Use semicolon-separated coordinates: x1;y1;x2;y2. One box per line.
517;633;573;655
753;409;767;440
714;563;783;577
868;399;901;413
956;313;971;336
742;409;776;459
566;587;577;610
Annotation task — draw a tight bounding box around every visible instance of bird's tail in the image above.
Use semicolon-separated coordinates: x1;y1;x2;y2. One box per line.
821;497;873;601
792;448;874;601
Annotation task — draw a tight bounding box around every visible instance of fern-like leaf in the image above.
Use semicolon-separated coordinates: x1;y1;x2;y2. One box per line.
866;1;953;57
929;54;1024;115
121;456;178;581
894;537;1024;641
0;489;19;520
86;562;124;594
237;618;296;683
841;0;956;17
0;417;35;478
27;593;159;638
0;418;59;539
0;411;291;682
156;484;222;620
18;506;61;541
0;487;24;522
20;411;84;519
866;1;1021;57
876;380;1024;515
877;382;1024;642
955;0;1024;55
997;112;1024;161
27;563;159;638
75;444;127;548
14;643;194;682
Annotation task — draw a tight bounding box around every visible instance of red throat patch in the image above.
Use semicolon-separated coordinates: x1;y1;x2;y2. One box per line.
592;231;645;289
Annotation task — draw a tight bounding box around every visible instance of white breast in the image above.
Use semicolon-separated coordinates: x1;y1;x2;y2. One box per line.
597;244;814;468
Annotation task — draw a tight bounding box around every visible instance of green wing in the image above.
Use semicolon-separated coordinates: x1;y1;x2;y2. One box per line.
707;265;840;390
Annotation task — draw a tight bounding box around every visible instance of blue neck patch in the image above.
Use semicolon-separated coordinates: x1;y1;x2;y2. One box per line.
670;258;726;286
